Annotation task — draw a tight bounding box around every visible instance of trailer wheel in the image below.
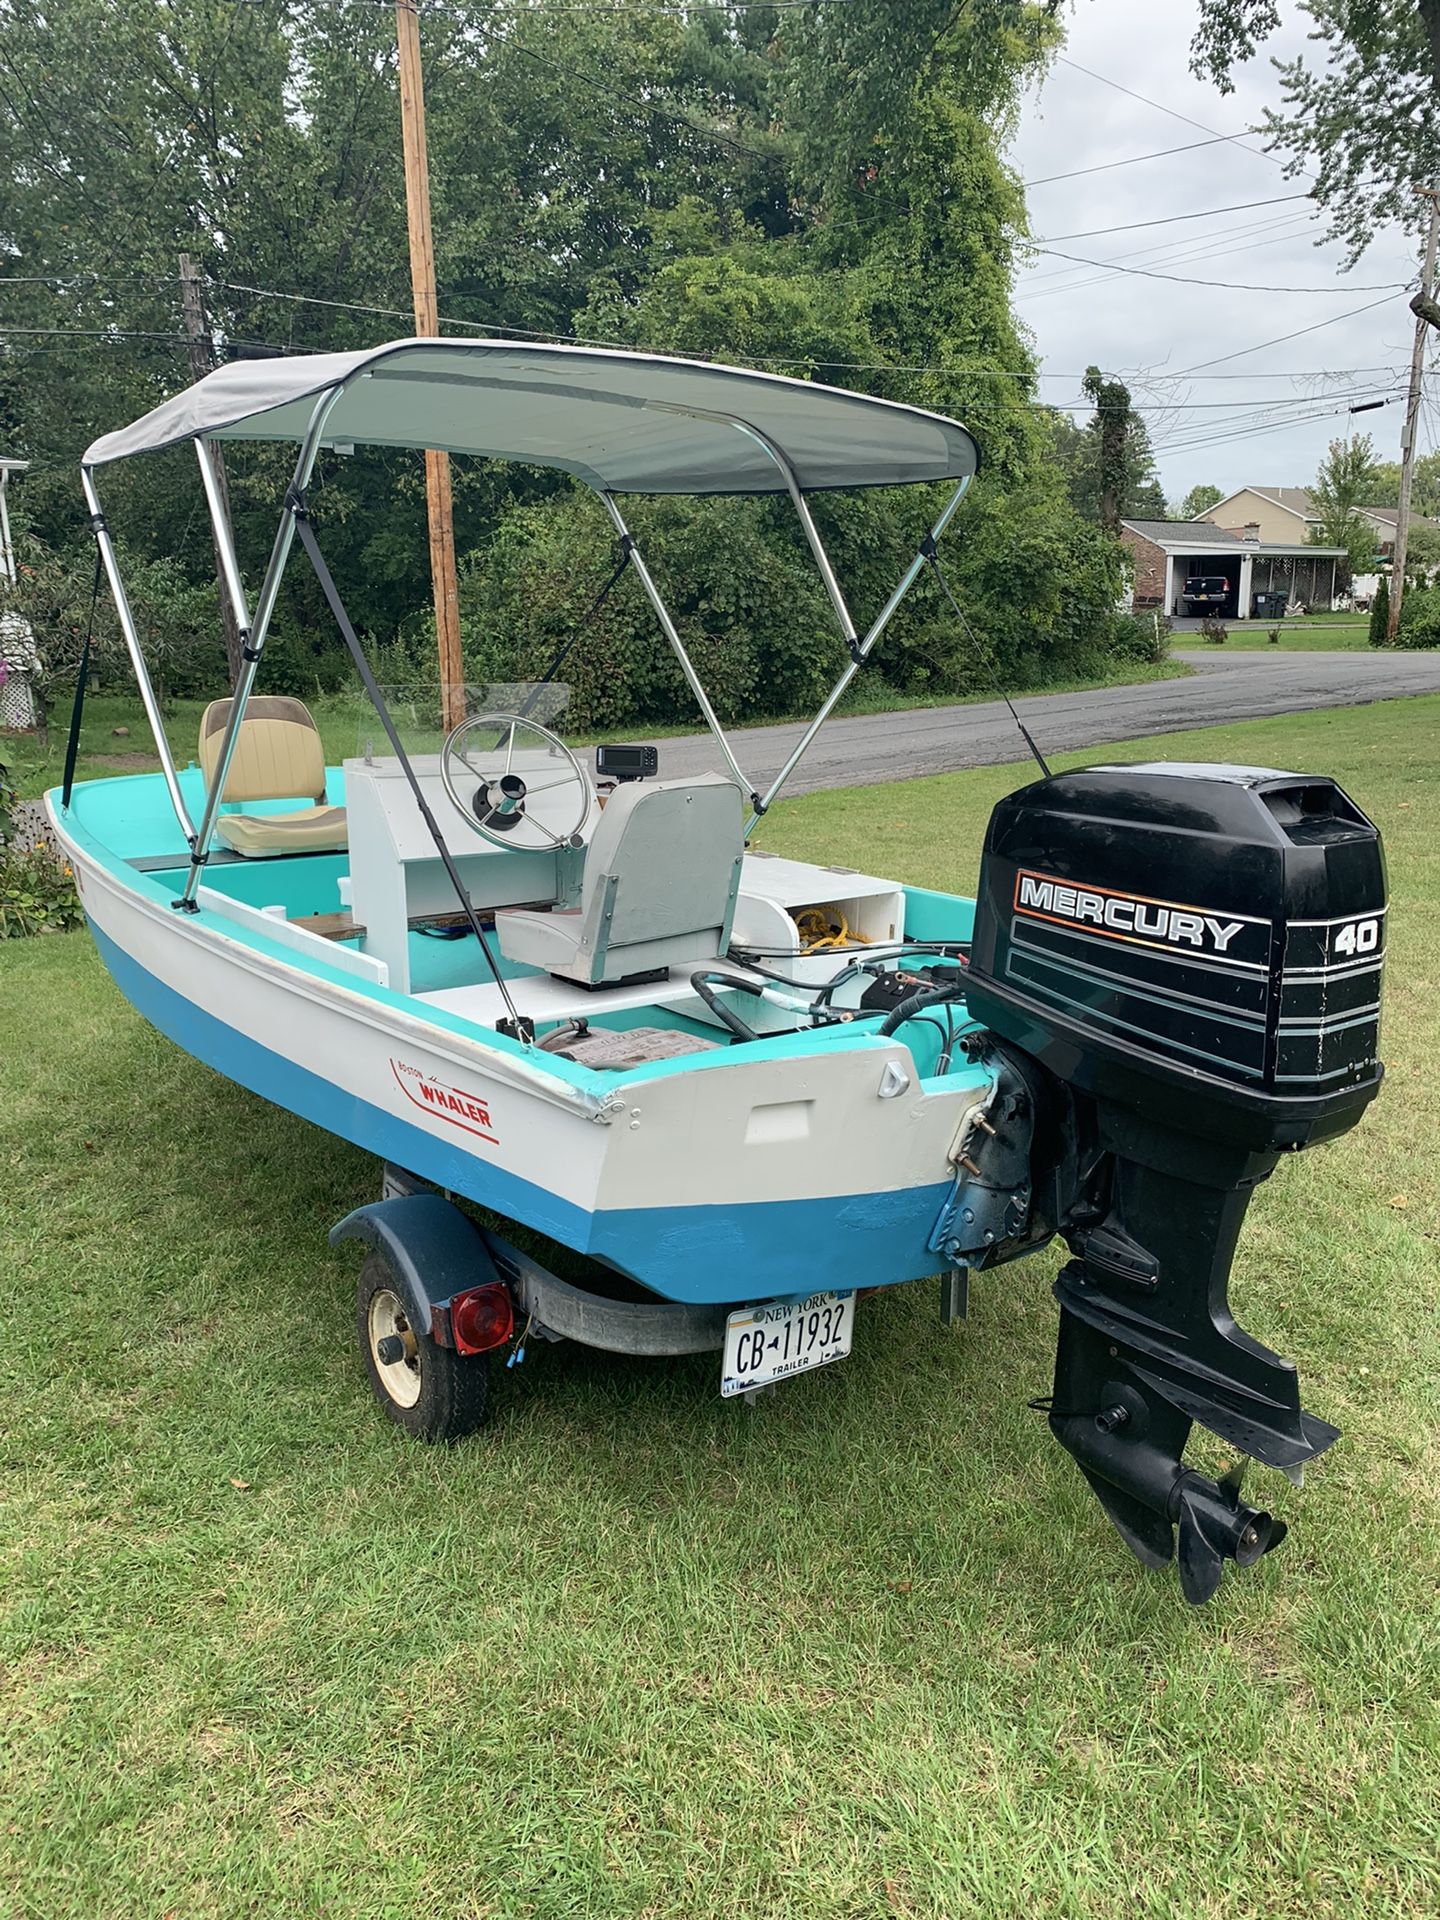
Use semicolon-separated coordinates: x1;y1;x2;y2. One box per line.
355;1250;491;1443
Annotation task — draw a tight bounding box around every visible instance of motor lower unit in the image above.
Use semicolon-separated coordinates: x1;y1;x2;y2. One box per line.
965;761;1386;1603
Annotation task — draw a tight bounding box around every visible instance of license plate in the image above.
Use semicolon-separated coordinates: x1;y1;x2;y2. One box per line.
720;1291;854;1398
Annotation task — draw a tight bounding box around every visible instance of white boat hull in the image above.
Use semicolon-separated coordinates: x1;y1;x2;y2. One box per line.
55;812;983;1305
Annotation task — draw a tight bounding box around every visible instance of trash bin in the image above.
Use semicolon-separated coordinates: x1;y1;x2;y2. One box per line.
1250;589;1289;619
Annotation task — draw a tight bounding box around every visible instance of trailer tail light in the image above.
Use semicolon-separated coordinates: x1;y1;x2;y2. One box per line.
449;1281;514;1355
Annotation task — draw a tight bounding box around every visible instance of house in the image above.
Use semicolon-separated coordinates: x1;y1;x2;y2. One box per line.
1199;487;1319;544
1120;519;1345;619
1353;505;1440;560
1199;487;1439;564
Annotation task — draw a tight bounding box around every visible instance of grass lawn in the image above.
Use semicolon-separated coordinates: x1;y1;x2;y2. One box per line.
1197;624;1374;650
1184;611;1440;652
2;651;1186;804
3;698;1438;1918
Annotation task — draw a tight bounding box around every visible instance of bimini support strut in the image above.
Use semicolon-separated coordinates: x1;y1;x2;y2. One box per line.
644;399;865;663
194;437;255;650
179;385;346;909
80;465;197;845
750;475;971;825
597;490;757;805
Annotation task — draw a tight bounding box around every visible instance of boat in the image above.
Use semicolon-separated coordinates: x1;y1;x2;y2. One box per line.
47;339;1389;1603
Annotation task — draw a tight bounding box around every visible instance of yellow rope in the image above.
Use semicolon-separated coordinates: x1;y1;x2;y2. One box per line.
795;907;869;952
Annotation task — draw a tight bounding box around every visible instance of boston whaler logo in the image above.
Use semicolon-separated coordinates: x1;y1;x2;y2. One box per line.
1013;870;1263;961
390;1057;498;1144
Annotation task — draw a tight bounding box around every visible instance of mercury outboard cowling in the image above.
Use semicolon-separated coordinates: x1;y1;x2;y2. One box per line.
965;762;1385;1603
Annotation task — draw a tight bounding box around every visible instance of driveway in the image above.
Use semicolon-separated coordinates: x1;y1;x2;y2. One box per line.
646;649;1440;798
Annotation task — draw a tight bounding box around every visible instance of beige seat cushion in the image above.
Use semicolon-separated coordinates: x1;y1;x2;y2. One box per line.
198;696;346;857
214;805;349;857
199;696;330;801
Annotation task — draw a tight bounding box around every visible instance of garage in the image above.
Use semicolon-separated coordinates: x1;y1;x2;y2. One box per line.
1120;519;1346;620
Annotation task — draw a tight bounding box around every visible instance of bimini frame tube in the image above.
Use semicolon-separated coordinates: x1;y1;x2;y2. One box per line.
750;476;971;825
645;399;863;658
597;490;756;802
179;385;345;908
194;438;254;648
80;465;197;843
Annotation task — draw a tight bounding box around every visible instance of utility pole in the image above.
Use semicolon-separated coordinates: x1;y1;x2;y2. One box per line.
1386;187;1439;644
394;0;465;732
179;254;244;688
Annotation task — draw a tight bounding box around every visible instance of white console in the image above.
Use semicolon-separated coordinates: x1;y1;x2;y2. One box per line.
343;754;593;993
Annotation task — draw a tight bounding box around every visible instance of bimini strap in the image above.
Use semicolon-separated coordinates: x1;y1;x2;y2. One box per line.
62;543;105;810
923;545;1052;781
288;493;535;1044
513;535;633;732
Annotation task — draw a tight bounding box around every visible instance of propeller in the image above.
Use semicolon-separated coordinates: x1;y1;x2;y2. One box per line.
1172;1463;1287;1606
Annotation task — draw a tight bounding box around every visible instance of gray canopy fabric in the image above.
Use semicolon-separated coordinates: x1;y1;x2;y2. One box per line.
82;338;980;495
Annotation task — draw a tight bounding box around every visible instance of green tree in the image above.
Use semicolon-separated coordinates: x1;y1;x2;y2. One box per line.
1367;453;1440;516
1369;573;1390;645
1053;378;1166;529
0;0;1123;723
1190;2;1440;267
1178;483;1224;520
1308;433;1382;584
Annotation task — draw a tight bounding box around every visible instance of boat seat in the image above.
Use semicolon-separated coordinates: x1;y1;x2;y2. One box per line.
198;696;348;857
495;773;744;986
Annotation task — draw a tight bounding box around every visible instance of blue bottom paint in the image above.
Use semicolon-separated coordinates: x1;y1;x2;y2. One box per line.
91;924;950;1305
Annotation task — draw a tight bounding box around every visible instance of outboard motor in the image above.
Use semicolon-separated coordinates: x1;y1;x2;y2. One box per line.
965;763;1386;1603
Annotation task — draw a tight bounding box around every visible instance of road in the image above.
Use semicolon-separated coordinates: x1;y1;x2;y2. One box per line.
645;649;1440;798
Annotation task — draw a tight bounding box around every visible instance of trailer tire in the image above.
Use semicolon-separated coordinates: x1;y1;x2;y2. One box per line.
356;1249;491;1443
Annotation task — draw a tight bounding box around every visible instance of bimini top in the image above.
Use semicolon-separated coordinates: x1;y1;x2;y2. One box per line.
82;337;979;496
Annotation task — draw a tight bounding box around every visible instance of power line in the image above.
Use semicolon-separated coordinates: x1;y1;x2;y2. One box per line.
2;279;1409;405
1178;294;1402;374
1034;193;1314;244
1028;245;1408;295
1154;414;1370;460
1152;396;1398;458
0;324;235;343
1023;222;1321;301
1105;388;1394;414
1025;135;1239;188
1054;54;1299;175
1021;210;1320;296
0;322;301;356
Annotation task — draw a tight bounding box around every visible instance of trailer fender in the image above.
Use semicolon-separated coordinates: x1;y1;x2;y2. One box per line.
329;1194;501;1341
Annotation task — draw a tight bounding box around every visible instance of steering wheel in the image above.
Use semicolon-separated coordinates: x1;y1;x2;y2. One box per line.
441;712;592;853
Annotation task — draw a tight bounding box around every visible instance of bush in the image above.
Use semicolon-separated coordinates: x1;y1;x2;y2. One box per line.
250;625;354;699
1397;587;1440;650
1268;627;1282;645
0;842;83;937
450;491;841;731
315;480;1142;731
1199;616;1228;645
1107;611;1170;664
0;756;82;937
1368;575;1390;646
888;484;1132;694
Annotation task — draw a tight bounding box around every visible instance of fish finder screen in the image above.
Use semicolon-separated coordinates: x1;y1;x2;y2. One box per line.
595;744;659;782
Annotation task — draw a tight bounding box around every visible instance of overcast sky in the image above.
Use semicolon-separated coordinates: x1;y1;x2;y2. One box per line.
1007;1;1432;508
